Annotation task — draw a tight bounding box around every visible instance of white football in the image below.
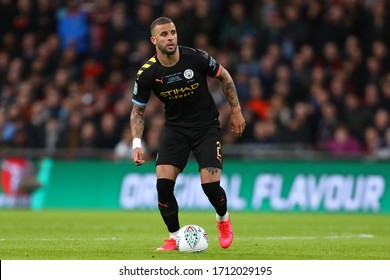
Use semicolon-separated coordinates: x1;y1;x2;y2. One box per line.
175;224;208;253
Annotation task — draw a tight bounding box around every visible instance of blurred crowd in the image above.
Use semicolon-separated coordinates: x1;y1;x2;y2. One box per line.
1;0;390;159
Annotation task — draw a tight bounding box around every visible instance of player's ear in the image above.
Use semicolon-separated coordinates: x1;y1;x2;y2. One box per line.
150;36;157;45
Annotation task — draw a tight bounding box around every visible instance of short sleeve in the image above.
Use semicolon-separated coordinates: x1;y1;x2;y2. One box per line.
195;49;221;77
131;75;151;107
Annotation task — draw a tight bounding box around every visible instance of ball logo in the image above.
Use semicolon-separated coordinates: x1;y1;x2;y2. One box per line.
184;225;200;249
184;69;194;79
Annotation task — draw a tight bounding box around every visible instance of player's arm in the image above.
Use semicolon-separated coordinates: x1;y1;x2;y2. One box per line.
130;103;146;165
215;66;246;137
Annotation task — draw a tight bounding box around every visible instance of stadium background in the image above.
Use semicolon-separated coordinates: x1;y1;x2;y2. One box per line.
1;0;390;262
1;0;390;212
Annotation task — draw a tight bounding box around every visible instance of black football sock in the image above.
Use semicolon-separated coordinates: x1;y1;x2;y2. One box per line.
201;181;227;217
156;178;180;233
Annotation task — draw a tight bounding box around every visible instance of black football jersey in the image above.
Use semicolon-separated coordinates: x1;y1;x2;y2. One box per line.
132;46;221;128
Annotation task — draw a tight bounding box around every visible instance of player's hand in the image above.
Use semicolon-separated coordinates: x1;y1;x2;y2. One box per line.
132;147;146;166
230;110;246;138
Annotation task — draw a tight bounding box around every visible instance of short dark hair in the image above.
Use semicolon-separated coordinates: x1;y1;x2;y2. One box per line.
150;17;173;34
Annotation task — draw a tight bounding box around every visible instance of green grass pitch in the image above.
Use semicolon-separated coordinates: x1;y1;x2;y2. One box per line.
0;210;389;260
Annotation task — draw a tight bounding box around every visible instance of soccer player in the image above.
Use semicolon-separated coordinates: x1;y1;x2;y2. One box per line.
130;17;246;250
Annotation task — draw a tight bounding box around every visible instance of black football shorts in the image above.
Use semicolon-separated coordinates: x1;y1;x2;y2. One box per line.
156;124;223;172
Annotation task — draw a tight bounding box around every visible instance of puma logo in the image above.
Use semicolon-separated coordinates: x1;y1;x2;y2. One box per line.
155;78;163;84
158;201;169;208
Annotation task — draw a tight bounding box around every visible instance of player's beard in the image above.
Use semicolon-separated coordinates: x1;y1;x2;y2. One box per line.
158;42;177;56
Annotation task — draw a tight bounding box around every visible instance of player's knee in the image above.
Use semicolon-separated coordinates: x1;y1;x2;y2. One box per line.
200;167;221;183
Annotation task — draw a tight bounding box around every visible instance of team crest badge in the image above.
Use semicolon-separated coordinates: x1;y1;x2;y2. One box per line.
184;69;194;79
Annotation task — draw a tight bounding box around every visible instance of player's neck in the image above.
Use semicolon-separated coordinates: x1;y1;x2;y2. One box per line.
157;49;179;67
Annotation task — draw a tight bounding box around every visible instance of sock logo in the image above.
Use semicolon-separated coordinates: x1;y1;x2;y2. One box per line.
158;201;169;208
